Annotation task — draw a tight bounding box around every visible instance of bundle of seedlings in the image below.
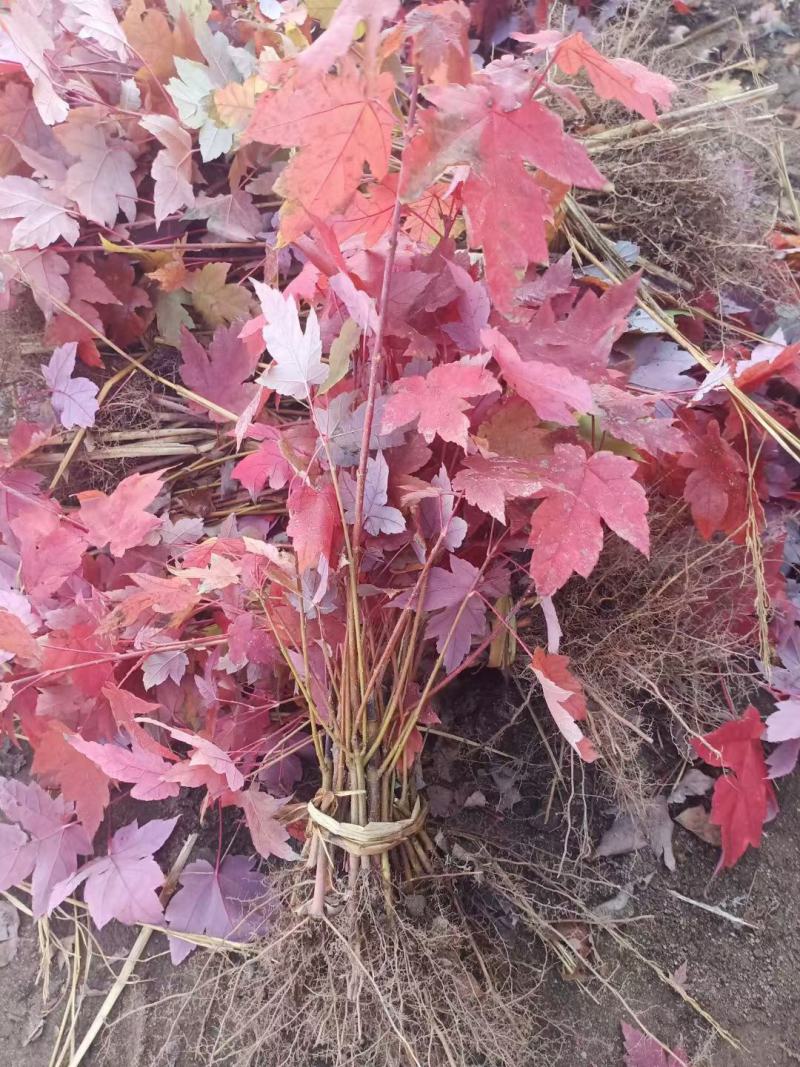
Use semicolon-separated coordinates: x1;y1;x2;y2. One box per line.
0;2;799;1066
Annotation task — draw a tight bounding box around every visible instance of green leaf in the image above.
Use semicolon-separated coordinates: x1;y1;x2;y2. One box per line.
155;290;193;347
319;318;360;394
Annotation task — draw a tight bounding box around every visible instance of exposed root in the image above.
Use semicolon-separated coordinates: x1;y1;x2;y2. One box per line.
201;871;544;1067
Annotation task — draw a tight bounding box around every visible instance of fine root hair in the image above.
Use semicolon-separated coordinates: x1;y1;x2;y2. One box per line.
198;871;544;1067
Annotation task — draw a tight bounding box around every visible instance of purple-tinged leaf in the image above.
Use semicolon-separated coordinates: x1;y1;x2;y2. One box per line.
165;855;274;963
41;343;99;429
621;1021;691;1067
341;452;405;536
142;649;189;690
50;817;178;928
0;777;92;916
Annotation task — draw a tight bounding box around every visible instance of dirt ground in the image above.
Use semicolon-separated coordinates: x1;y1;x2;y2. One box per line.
1;3;799;1067
0;687;798;1067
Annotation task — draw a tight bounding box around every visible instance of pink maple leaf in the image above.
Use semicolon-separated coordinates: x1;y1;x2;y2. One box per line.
77;470;163;557
50;817;178;928
509;273;641;383
483;327;592;425
453;456;542;524
590;384;685;456
145;722;245;798
237;786;299;862
381;362;499;449
0;174;79;249
179;324;261;424
232;425;292;498
9;503;88;602
65;734;180;802
41;343;99;429
527;444;649;595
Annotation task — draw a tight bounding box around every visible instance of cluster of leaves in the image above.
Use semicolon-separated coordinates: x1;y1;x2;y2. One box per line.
0;0;798;948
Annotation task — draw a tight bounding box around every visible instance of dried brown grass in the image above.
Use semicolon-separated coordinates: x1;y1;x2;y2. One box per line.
523;505;762;813
572;0;793;303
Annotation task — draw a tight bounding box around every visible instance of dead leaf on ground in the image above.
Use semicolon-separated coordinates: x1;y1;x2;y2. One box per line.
550;920;595;980
668;768;714;804
670;961;689;992
593;883;634;919
0;899;20;966
675;805;722;847
595;799;676;870
490;764;522;812
427;784;456;817
596;813;647;858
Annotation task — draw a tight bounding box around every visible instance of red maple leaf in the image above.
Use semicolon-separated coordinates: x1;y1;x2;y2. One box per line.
179;324;261;424
518;32;676;121
403;71;606;307
531;648;597;762
77;470;163;557
734;340;800;391
678;420;756;542
286;481;341;573
483;326;592;425
31;722;110;839
452;456;542;524
691;706;776;868
527;444;650;595
244;64;396;243
381;362;499;449
232;425;293;498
